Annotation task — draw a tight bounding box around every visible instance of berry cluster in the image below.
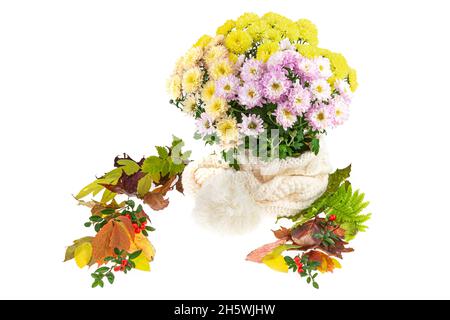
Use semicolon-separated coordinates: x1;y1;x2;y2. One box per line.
113;259;130;272
293;256;304;274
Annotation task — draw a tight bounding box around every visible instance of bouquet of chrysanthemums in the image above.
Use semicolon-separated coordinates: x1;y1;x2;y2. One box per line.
168;12;357;163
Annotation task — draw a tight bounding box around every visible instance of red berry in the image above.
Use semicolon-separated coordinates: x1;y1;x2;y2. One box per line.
298;269;304;274
142;220;147;226
294;256;301;263
113;266;121;272
132;223;138;228
328;214;336;222
140;225;145;230
120;266;125;271
121;259;128;266
134;228;140;234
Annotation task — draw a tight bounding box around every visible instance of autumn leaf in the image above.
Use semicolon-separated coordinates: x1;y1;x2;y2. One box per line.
305;250;342;273
131;253;151;272
272;227;291;241
74;242;93;268
116;159;141;175
91;216;135;264
137;174;152;198
246;240;288;263
101;171;146;196
261;245;300;273
175;174;184;194
64;237;93;262
129;233;155;263
291;220;322;249
143;192;169;211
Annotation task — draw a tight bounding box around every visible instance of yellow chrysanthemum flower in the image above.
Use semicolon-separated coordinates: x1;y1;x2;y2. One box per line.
201;81;216;102
183;47;203;69
284;21;301;41
183;95;198;115
228;52;239;64
194;35;212;48
225;30;253;54
297;19;319;46
256;41;279;62
209;59;233;80
348;68;358;92
247;19;269;42
205;97;228;120
204;45;228;68
182;67;202;93
262;12;289;28
264;28;282;43
216;117;239;144
296;44;320;58
235;12;259;29
327;52;350;79
217;19;236;36
167;75;182;100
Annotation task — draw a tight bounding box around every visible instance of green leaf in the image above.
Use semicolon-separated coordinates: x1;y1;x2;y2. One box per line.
128;250;142;259
145;226;155;232
89;216;103;222
84;222;92;228
307;277;311;284
125;200;135;208
92;281;99;288
101;208;115;215
106;272;115;284
75;181;104;200
313;282;319;289
95;267;110;273
141;230;148;237
117;159;141;176
114;248;122;255
141;156;163;182
137;174;153;198
100;189;116;204
193;132;202;140
156;146;169;159
311;138;320;155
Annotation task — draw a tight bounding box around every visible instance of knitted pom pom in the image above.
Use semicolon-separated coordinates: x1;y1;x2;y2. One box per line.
192;170;262;235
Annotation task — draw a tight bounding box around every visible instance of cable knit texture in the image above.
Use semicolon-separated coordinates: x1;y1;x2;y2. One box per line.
183;147;332;234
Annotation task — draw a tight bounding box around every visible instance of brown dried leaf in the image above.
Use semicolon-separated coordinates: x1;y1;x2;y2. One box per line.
291;220;322;249
272;227;291;241
143;192;169;211
175;174;184;194
91;222;114;264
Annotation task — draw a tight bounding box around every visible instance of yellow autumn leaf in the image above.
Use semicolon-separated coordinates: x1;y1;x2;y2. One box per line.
133;233;155;261
131;253;151;272
317;257;328;273
74;242;93;268
262;255;289;273
332;258;342;269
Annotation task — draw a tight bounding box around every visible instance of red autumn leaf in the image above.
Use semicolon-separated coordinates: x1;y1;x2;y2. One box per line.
305;250;339;273
246;239;287;263
291;220;322;249
101;171;146;197
272;227;291;241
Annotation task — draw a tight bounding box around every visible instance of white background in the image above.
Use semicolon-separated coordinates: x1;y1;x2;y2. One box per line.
1;0;449;299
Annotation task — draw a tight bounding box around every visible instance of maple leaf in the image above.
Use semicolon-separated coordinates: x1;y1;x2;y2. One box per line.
91;216;135;264
272;227;291;241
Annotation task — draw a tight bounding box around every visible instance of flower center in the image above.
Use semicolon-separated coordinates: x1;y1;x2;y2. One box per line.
316;85;323;93
248;122;257;129
248;90;256;98
224;84;231;91
317;112;325;121
271;82;281;91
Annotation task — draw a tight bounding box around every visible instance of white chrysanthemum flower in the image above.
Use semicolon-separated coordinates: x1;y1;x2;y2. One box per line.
311;78;332;101
279;38;295;51
216;116;239;145
314;57;333;79
182;67;202;94
204;45;228;67
334;79;353;101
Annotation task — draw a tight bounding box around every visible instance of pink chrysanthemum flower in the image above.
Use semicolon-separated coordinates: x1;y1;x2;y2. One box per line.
289;83;311;114
196;113;215;137
261;69;290;103
274;103;297;130
241;59;264;82
267;50;301;74
238;81;263;109
330;96;350;126
334;79;353;103
238;114;264;137
298;58;320;81
216;75;239;100
306;104;332;131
